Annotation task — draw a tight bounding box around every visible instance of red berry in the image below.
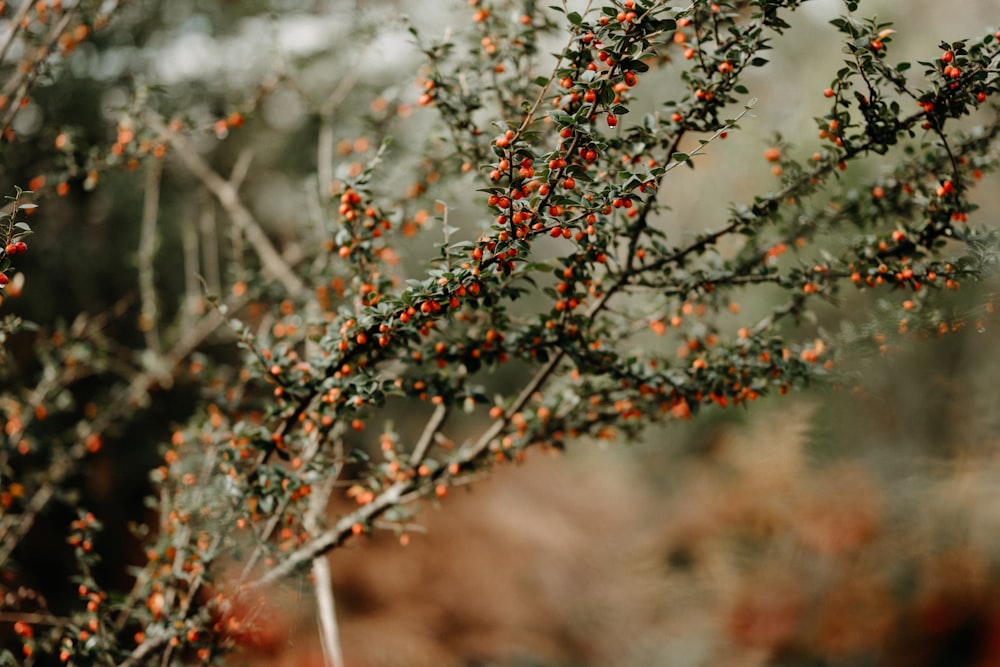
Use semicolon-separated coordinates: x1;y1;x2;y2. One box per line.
0;273;8;286
4;244;14;255
14;241;26;253
606;113;618;128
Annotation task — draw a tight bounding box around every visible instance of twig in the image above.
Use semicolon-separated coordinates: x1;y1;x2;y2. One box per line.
181;214;200;329
0;1;34;66
138;157;163;355
409;403;448;466
1;8;76;131
304;469;342;667
117;631;172;667
144;110;304;295
197;192;221;297
311;556;343;667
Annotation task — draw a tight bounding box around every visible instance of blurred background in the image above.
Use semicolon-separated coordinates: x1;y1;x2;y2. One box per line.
2;0;1000;665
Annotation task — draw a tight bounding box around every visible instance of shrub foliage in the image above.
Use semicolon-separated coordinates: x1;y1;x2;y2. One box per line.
1;0;999;663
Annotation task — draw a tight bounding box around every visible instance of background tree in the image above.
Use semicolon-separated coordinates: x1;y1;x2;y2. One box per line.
1;0;999;665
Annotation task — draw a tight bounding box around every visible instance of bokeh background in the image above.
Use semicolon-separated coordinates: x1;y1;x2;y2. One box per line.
3;0;1000;665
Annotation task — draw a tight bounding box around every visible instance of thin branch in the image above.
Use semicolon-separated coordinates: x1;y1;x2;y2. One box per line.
463;350;564;461
249;480;406;589
305;467;343;667
144;110;305;295
138;157;164;355
181;213;201;330
197;193;221;296
0;1;34;65
117;632;172;667
311;556;343;667
0;456;65;567
409;403;448;466
229;148;254;189
1;8;76;131
0;286;250;569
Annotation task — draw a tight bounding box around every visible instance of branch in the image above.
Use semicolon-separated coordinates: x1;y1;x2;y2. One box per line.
409;403;449;466
305;469;343;667
0;8;77;131
144;110;305;295
0;1;34;66
138;157;163;355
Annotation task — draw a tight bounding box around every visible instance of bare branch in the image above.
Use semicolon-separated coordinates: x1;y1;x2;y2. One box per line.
138;157;164;355
144;110;305;295
409;403;449;466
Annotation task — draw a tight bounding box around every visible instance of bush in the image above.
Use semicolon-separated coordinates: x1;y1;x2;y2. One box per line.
1;0;998;664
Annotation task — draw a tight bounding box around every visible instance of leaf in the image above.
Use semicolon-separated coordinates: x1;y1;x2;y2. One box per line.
549;109;571;124
348;448;371;463
17;203;37;210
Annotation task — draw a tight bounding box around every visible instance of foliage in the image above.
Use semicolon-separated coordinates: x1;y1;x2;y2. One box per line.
0;0;999;664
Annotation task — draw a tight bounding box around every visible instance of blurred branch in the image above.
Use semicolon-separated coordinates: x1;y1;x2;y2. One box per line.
0;287;251;569
315;54;366;198
0;453;70;567
138;157;163;355
311;556;343;667
409;403;448;466
144;111;305;295
0;1;34;66
181;215;200;330
196;193;221;297
1;7;77;132
305;459;343;667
